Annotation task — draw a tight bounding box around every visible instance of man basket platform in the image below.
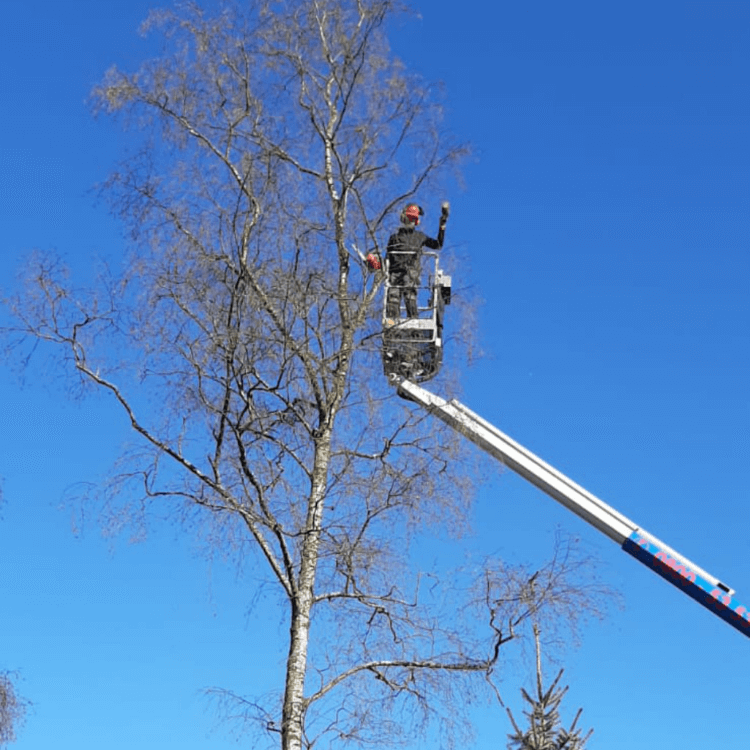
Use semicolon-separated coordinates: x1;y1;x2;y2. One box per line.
381;250;451;383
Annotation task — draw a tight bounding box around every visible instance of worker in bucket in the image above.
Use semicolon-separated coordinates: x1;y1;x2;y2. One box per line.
383;201;449;322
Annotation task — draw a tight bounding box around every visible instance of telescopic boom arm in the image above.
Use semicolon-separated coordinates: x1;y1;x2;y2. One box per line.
395;376;750;639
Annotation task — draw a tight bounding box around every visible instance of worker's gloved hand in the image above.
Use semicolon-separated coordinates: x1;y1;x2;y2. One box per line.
440;201;450;228
365;252;381;270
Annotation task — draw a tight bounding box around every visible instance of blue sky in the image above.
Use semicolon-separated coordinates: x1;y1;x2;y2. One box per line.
2;1;749;748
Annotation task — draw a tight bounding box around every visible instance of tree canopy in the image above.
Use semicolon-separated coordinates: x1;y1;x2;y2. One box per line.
3;2;610;748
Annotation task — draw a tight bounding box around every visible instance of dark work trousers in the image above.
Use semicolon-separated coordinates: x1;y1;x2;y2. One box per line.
386;266;419;318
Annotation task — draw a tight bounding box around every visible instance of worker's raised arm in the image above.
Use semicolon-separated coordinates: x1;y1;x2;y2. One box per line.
424;201;450;250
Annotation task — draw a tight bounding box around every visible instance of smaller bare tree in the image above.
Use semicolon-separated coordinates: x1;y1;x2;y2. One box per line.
0;671;29;748
506;625;592;750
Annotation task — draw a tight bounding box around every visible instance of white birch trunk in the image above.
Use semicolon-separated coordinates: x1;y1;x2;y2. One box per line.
281;433;332;750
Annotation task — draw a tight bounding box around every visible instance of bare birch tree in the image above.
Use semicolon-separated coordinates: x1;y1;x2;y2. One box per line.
3;2;610;748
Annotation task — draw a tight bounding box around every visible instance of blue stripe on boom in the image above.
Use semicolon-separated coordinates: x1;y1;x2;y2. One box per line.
622;531;750;639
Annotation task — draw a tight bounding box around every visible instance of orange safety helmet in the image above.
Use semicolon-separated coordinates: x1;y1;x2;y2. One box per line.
401;203;424;226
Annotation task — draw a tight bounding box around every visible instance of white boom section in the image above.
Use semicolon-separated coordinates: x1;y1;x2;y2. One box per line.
396;377;734;595
406;383;635;544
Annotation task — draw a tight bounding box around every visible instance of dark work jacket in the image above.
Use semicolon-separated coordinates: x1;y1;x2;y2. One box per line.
386;225;445;280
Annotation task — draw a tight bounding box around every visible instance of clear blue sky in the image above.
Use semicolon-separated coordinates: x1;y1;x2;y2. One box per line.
2;1;749;748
